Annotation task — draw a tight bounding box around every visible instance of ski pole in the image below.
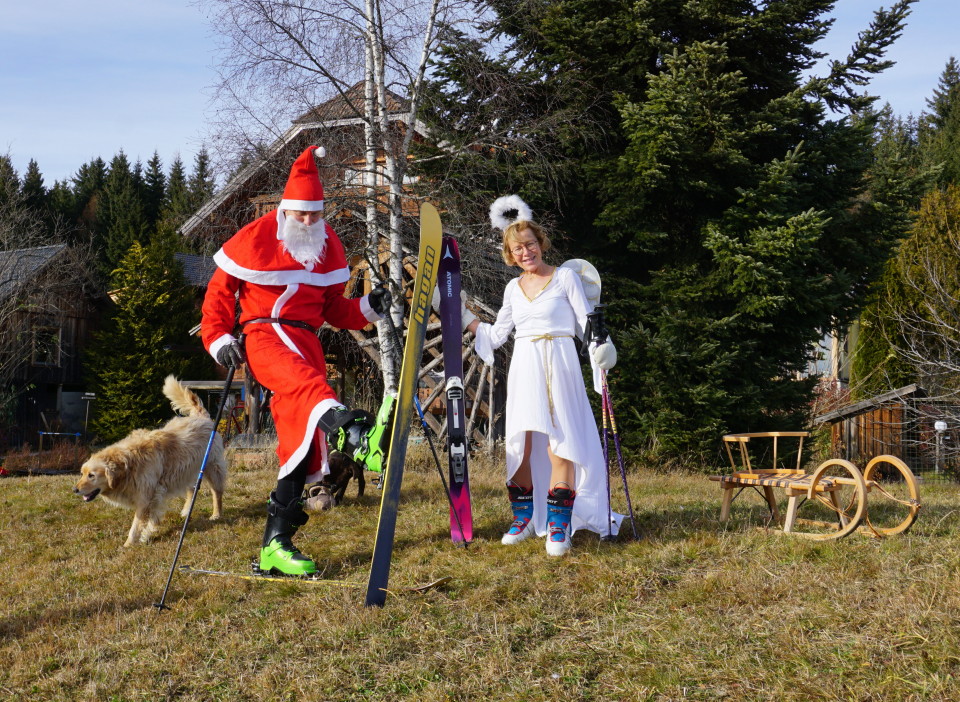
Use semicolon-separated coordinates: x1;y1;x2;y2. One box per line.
154;357;239;611
601;371;639;540
600;378;614;542
587;305;616;541
379;290;468;546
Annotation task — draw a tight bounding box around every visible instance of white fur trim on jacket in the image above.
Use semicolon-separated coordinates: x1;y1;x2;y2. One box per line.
278;397;343;481
213;248;349;287
209;333;237;364
360;293;382;323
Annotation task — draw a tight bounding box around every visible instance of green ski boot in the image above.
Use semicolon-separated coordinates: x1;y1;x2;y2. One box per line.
320;395;395;475
258;491;317;576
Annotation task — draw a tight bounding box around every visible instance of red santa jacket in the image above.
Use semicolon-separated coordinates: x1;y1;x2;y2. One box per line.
201;209;377;358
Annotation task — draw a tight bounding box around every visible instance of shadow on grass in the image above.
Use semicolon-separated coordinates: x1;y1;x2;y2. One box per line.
0;596;160;642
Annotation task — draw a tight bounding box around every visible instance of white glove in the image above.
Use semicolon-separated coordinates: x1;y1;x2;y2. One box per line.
591;339;617;370
432;286;477;332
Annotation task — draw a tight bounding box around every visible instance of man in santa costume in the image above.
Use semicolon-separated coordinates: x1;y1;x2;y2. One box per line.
201;145;392;576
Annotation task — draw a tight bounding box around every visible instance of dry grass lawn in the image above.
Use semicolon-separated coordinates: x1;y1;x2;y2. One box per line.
2;442;960;701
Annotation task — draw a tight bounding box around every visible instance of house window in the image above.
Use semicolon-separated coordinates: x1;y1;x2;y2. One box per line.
344;168;361;186
32;326;61;367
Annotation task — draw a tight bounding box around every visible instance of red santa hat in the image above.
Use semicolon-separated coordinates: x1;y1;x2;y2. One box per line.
279;145;326;212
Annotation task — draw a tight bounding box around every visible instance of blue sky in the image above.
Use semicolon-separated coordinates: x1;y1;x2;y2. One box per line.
0;0;957;185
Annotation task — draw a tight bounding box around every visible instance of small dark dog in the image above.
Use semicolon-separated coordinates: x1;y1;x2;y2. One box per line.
304;450;363;511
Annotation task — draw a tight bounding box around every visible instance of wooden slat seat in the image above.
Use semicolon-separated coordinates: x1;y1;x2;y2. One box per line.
712;432;812;528
709;471;841;492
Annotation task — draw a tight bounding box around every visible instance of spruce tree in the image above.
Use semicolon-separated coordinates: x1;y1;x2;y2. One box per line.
143;152;167;230
849;259;915;399
888;186;960;394
99;151;149;274
0;156;19;209
427;0;918;463
47;180;75;222
71;157;107;230
187;147;216;213
86;239;211;442
925;57;960;130
163;156;192;224
919;58;960;187
21;159;47;215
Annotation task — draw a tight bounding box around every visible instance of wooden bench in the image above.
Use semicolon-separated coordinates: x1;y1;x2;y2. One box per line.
709;432;921;540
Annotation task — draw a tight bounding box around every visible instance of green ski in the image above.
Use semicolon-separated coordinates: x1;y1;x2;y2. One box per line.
365;202;443;606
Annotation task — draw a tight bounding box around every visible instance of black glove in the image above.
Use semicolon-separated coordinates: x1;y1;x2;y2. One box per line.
369;286;392;316
216;339;246;369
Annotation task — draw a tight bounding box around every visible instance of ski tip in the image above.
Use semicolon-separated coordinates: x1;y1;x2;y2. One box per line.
409;576;453;592
366;576;453;604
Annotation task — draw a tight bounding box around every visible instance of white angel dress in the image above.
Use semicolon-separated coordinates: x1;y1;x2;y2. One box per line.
474;265;624;538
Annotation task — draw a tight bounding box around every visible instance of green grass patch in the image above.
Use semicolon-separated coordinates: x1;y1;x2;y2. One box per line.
2;449;959;700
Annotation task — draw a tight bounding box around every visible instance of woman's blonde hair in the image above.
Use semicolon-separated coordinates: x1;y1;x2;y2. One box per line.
501;220;551;266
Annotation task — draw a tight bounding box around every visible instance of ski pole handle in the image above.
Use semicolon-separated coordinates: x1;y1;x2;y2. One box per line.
587;304;608;344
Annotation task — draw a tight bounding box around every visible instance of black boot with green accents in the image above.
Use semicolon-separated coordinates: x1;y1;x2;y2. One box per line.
320;395;394;475
258;490;317;577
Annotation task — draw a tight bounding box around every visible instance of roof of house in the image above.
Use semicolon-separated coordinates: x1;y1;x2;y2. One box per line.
813;384;927;425
174;252;218;287
0;244;67;301
293;83;410;123
179;83;423;239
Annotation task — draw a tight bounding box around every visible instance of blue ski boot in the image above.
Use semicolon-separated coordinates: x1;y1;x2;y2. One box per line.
545;485;576;556
501;481;535;545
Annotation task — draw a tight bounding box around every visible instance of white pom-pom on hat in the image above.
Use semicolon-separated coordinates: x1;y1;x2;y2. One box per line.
489;195;533;231
312;145;326;159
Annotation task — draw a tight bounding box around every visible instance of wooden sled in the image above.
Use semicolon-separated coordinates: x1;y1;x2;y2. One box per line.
710;432;921;541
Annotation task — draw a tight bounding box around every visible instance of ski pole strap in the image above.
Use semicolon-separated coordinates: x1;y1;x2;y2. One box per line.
243;317;318;334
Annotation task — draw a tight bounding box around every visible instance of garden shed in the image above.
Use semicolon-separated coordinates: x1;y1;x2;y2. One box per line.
813;384;941;473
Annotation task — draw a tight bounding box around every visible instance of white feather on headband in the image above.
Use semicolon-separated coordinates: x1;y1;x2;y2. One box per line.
489;195;533;231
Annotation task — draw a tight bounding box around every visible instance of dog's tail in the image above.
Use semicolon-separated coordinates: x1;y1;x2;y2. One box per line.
163;375;210;418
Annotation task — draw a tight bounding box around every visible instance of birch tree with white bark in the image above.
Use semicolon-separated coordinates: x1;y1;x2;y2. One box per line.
201;0;468;392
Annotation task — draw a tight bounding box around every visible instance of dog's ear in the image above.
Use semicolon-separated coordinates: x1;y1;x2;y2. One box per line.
104;457;127;489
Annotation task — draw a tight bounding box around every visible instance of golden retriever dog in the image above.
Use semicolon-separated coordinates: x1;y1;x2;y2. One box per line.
74;375;226;546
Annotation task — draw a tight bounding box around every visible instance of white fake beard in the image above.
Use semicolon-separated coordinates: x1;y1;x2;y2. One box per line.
280;215;328;266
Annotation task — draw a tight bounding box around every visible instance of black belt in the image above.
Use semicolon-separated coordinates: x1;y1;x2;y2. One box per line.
243;317;318;334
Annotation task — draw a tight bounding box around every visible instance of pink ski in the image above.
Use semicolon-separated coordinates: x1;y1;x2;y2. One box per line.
438;236;473;542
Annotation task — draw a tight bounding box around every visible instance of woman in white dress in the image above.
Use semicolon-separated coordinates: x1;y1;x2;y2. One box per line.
466;198;621;555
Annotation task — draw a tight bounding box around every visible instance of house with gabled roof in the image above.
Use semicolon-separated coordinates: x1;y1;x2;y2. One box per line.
0;244;103;449
180;82;427;248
